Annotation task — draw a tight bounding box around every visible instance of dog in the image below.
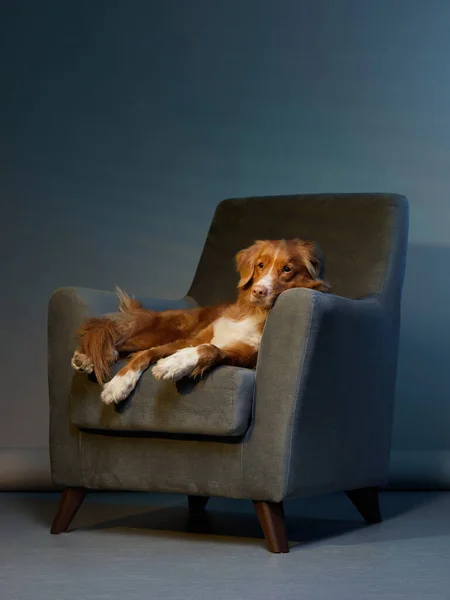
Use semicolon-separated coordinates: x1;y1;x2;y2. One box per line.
71;239;329;404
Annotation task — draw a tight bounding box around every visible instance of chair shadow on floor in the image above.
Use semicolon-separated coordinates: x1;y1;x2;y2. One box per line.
15;490;447;551
81;505;367;551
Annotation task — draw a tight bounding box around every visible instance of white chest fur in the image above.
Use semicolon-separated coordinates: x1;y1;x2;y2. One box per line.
211;316;263;350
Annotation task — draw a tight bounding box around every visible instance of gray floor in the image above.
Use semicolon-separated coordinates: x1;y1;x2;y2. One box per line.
1;491;450;599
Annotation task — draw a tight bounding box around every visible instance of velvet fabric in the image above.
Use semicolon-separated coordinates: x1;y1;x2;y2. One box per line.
48;194;408;501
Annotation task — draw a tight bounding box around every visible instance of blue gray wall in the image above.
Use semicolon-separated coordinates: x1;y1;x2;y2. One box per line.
1;0;450;487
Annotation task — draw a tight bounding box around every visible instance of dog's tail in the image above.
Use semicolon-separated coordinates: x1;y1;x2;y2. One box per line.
115;286;143;314
77;318;120;384
77;287;141;384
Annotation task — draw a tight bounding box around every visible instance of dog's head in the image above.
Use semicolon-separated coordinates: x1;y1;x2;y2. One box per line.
236;239;330;308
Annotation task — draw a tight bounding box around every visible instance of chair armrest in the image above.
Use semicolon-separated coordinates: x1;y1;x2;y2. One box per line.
47;286;196;486
243;287;398;501
48;286;196;403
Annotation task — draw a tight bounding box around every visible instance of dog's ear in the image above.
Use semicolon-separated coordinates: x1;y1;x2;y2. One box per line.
296;240;325;280
235;241;264;288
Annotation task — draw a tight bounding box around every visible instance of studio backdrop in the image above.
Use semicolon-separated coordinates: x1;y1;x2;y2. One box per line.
1;0;450;489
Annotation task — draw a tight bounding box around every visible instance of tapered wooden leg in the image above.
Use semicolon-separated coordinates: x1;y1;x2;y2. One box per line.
346;486;382;524
50;487;86;534
253;501;289;553
188;495;209;511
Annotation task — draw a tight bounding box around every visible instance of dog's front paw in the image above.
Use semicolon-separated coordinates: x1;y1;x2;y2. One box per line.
71;351;94;374
152;348;200;381
100;369;141;404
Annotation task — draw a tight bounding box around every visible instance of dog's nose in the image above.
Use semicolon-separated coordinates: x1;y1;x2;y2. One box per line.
252;284;268;298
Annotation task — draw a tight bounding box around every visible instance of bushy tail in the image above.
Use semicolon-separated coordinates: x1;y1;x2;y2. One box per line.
77;318;120;384
115;286;143;314
77;287;142;384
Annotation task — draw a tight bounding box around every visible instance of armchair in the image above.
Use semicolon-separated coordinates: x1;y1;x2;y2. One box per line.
49;193;408;552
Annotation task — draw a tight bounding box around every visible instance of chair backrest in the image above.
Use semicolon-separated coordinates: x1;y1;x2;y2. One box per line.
188;193;409;306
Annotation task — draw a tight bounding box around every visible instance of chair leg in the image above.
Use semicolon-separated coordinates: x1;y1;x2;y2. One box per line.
50;487;86;534
188;495;209;511
253;501;289;553
346;486;382;524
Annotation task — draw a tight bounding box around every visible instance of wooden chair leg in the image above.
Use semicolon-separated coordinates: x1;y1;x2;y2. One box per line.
346;486;382;524
188;495;209;511
50;487;86;534
253;501;289;553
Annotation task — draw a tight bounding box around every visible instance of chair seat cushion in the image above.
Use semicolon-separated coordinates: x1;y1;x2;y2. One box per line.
69;363;255;437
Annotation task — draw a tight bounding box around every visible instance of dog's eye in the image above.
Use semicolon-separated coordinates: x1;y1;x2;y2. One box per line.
258;262;264;269
283;265;292;273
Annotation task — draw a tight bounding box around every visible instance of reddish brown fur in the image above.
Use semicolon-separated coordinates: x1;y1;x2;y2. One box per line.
77;318;122;384
74;239;329;384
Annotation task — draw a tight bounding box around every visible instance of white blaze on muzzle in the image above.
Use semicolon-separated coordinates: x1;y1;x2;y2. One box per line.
255;248;280;294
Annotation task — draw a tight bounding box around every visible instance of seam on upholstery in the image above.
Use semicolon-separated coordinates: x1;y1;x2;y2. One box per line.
241;317;266;498
229;368;237;435
241;370;256;498
68;383;85;487
282;292;316;499
232;369;244;498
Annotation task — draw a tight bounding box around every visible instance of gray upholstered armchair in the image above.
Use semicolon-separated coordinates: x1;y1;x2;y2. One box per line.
48;194;408;553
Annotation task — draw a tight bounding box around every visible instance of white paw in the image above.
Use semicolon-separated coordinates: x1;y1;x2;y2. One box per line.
71;351;94;374
100;369;142;404
152;348;200;381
